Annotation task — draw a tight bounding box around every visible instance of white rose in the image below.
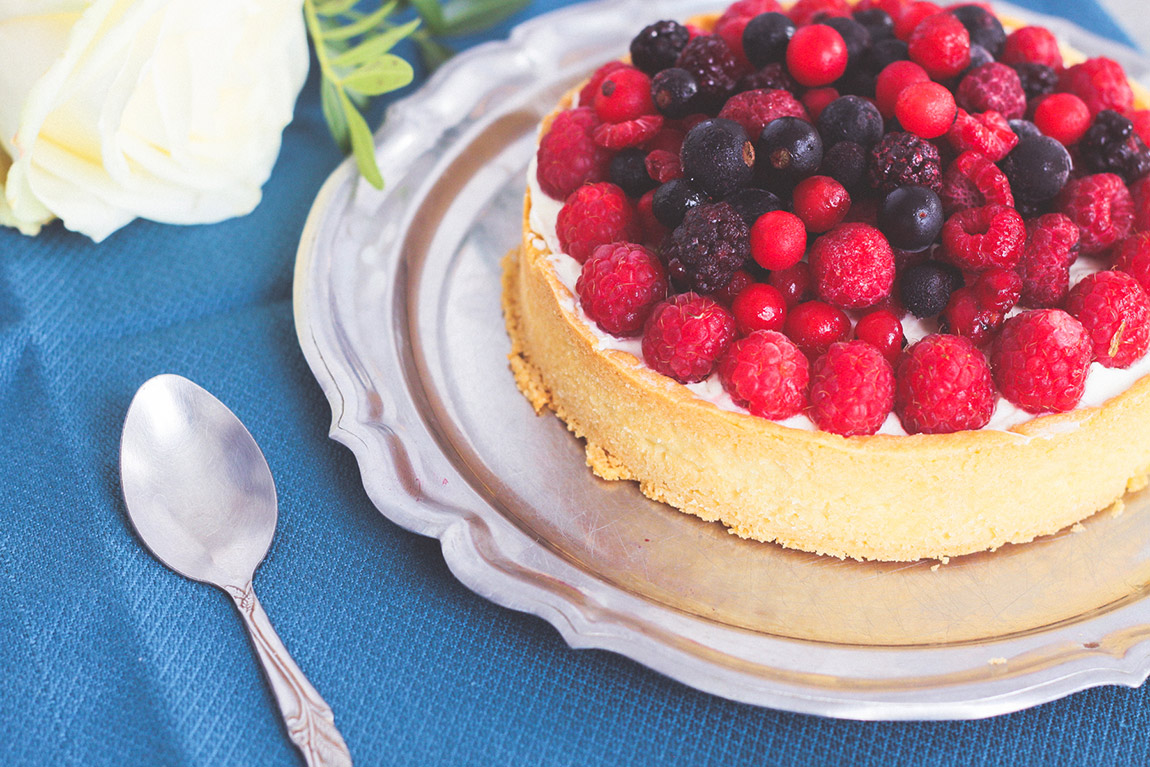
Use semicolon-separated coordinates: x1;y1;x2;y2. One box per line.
0;0;308;242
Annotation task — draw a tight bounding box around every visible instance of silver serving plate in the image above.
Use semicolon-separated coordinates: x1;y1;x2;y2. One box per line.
294;0;1150;719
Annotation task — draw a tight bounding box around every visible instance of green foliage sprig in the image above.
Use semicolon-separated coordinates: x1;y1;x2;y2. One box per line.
304;0;529;188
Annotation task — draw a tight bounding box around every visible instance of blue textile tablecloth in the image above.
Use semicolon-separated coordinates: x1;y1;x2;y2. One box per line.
0;2;1145;765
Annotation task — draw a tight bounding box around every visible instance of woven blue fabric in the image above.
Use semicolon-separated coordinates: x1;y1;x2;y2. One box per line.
0;1;1145;765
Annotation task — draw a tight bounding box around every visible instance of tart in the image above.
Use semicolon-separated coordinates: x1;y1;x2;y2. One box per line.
502;1;1150;561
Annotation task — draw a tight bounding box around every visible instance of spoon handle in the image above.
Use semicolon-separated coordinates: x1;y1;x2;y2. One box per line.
226;582;352;767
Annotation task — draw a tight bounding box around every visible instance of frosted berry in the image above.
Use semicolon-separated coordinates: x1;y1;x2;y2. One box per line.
642;293;737;383
999;135;1072;204
594;66;654;124
1001;25;1061;68
869;131;942;194
894;2;942;41
878;185;943;251
579;61;630;107
875;60;930;118
644;149;682;185
742;12;795;68
991;309;1092;414
818;95;884;147
945;109;1018;162
1079;110;1150;184
556;182;639;264
1033;93;1091;146
610;149;658;198
592;114;664;150
974;267;1023;315
938;150;1014;216
941;203;1025;272
770;262;814;306
821;141;868;192
680;118;755;198
908;12;970;81
955;63;1026;120
651;68;700;119
854;308;905;364
576;243;668;336
630;20;691;75
668;201;751;293
651;179;705;229
792;175;851;233
536;108;611;200
1064;270;1150;368
810;223;895;308
719;330;810;419
676;35;743;112
750;210;806;270
1059;57;1134;117
939;287;1003;347
895;81;956;139
802;87;840;123
786;24;848;87
895;334;995;434
788;0;852;26
809;341;895;436
758;116;824;183
718;88;809;139
900;260;962;318
1017;213;1079;308
1056;173;1134;256
784;300;851;358
725;187;784;226
732;282;788;333
950;4;1006;57
716;0;785;67
1113;232;1150;294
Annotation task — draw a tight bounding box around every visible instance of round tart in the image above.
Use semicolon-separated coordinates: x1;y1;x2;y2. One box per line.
502;2;1150;561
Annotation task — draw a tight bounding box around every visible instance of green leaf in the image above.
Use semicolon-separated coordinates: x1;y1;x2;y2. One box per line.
340;90;384;189
414;34;453;70
408;0;446;34
341;54;414;95
440;0;528;36
314;0;360;16
321;78;351;153
324;0;397;40
330;17;420;69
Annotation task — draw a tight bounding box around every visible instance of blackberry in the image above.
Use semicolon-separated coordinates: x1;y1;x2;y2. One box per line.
867;38;908;73
1012;62;1058;101
724;187;784;227
950;4;1006;57
900;261;963;318
676;35;741;113
825;16;871;68
868;132;942;195
630;20;690;75
681;118;755;198
736;62;798;94
610;148;657;198
878;185;943;252
651;67;698;118
820;141;868;192
1000;134;1072;203
853;8;894;43
669;201;751;293
818;95;883;147
742;12;795;69
652;179;707;228
758;116;824;185
1079;109;1150;183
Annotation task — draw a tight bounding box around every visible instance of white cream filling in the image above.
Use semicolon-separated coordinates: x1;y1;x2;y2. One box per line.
526;155;1150;436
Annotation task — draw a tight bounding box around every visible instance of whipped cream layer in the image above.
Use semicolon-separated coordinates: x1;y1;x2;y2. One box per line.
526;156;1150;436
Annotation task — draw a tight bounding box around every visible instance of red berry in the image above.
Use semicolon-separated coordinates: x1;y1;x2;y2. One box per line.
751;210;807;270
788;0;852;26
895;334;996;434
718;89;809;138
1134;176;1150;233
938;150;1014;216
1033;93;1091;146
854;308;905;364
642;293;737;383
974;267;1022;314
809;223;895;308
940;287;1003;346
1017;213;1079;308
635;188;668;247
556;182;639;264
809;341;895;436
945;109;1018;162
576;243;668;336
792;175;851;233
940;203;1025;271
1057;173;1134;256
644;149;682;184
709;268;756;307
894;1;941;41
802;87;840;122
536;107;611;200
1065;270;1150;368
956;63;1026;120
770;262;814;306
875;60;930;119
644;126;686;155
895;80;957;139
579;61;629;107
592;114;664;149
784;300;851;358
786;24;848;87
1001;26;1061;68
594;66;654;123
991;309;1092;414
1113;232;1150;294
718;330;810;419
908;12;970;81
1058;57;1133;117
732;282;788;334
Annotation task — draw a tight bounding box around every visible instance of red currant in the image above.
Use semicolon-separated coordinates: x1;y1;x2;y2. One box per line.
854;308;905;364
732;283;788;334
973;267;1022;314
1033;93;1091;146
791;176;851;233
894;1;941;41
751;210;807;270
594;66;654;124
784;300;851;358
802;87;840;122
786;25;848;87
875;60;930;118
770;262;814;306
895;81;956;139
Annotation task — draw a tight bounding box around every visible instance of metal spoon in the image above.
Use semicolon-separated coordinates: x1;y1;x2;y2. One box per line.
120;374;351;767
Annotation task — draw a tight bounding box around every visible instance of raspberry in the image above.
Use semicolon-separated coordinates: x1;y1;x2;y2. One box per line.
991;309;1092;413
718;89;809;138
791;175;851;233
788;0;852;26
592;114;664;149
809;341;895;435
956;63;1026;120
715;0;784;67
895;334;996;434
536;108;611;200
1017;213;1079;308
940;203;1025;271
642;293;736;383
594;66;654;124
751;210;806;270
875;60;930;119
802;87;839;122
556;183;639;264
732;282;788;333
1059;58;1134;117
975;267;1023;314
1114;232;1150;294
786;24;849;87
630;20;691;75
579;61;629;107
944;109;1018;162
1057;173;1134;256
1065;270;1150;368
635;189;669;248
895;81;957;139
1001;25;1061;68
1078;110;1150;184
809;223;895;308
576;243;668;336
854;308;905;363
668;201;750;293
939;287;1003;346
784;300;851;358
676;35;743;112
644;150;682;184
770;262;814;306
908;12;970;80
718;330;810;419
869;132;942;195
894;1;941;41
938;150;1014;216
1135;176;1150;232
1033;93;1091;146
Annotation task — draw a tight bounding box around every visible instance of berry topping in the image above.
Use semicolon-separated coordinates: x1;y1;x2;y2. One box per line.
742;12;796;68
895;80;957;139
750;209;806;269
676;35;743;112
945;109;1018;162
950;4;1006;57
999;134;1072;204
1056;172;1134;256
651;68;700;118
784;300;851;358
576;243;668;336
990;309;1092;414
556;182;639;264
900;260;962;318
592;113;664;149
1012;62;1059;102
869;131;942;194
716;0;785;67
724;187;785;226
536;107;611;200
908;12;970;81
1001;25;1061;68
809;222;895;308
770;261;815;306
821;141;869;192
786;24;849;87
738;61;799;93
854;308;905;364
974;267;1023;314
875;60;930;118
940;203;1025;271
955;63;1027;121
610;148;658;198
718;330;810;418
1113;232;1150;294
938;150;1014;215
1017;212;1079;308
579;61;629;107
667;201;751;293
594;66;655;124
792;175;851;232
801;87;840;122
939;286;1004;346
718;89;809;138
878;184;943;251
644;148;682;185
758;116;825;183
680;118;755;198
651;179;705;229
1059;57;1134;117
895;334;996;434
1032;93;1092;147
1078;110;1150;184
732;282;788;333
824;15;871;67
818;95;884;147
643;293;737;383
809;341;895;436
635;188;669;247
630;20;691;75
1064;270;1150;368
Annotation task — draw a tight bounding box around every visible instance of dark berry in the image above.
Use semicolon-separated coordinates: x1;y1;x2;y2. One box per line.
963;43;995;75
630;20;691;75
742;12;795;69
868;38;909;73
758;116;824;184
868;131;942;194
853;8;894;43
1012;62;1058;101
681;118;755;198
900;260;963;318
736;62;799;93
1008;118;1042;139
724;187;784;227
999;134;1072;203
950;4;1006;58
1079;109;1150;183
820;141;868;192
651;68;699;119
833;68;877;99
676;35;741;113
610;148;658;198
669;201;751;293
825;16;871;68
817;95;884;147
652;179;706;229
878;185;943;252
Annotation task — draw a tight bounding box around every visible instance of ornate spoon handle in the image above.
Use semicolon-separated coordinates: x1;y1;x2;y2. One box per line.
226;583;352;767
